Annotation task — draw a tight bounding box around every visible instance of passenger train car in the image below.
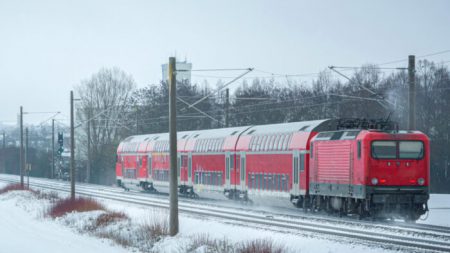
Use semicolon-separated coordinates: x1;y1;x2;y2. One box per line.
116;119;429;221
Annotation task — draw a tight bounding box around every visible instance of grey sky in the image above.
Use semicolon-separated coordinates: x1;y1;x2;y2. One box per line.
1;0;449;124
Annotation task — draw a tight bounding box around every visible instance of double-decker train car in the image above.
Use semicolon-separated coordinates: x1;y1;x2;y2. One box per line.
116;118;430;221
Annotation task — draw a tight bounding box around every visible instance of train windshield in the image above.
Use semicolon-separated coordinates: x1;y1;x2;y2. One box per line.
372;140;424;159
372;141;396;159
399;141;424;159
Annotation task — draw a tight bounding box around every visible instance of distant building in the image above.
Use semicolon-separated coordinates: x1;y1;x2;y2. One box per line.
162;60;192;82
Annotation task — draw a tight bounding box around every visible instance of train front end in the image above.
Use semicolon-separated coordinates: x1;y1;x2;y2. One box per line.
364;130;430;220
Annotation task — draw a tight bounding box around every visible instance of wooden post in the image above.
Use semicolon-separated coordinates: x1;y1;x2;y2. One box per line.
168;57;179;236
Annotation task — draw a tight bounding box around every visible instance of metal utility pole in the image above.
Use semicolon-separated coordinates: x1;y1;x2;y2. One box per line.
225;88;229;128
51;119;55;179
408;55;416;130
86;109;91;183
70;91;75;200
168;57;179;236
19;106;24;187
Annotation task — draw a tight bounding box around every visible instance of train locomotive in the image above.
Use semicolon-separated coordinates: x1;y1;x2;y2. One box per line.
116;118;429;221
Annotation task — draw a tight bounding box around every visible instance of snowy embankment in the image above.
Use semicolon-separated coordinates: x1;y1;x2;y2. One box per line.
0;181;420;253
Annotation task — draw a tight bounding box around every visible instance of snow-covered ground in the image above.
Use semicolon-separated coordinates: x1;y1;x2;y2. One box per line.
0;180;448;253
418;194;450;227
0;181;392;253
0;183;129;253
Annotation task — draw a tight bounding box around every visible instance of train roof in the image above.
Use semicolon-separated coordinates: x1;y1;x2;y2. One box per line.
241;119;337;136
118;119;341;153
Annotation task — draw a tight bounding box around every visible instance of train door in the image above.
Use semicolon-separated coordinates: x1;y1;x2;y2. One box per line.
239;152;246;191
188;153;192;186
299;152;306;193
225;152;232;188
147;154;152;180
292;150;300;194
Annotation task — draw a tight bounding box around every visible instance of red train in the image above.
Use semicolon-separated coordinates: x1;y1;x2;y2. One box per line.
116;119;429;221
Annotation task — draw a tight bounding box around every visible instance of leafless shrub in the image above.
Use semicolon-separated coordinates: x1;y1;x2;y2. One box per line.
235;238;285;253
138;211;170;243
94;211;129;228
97;230;132;248
187;233;234;253
33;190;60;201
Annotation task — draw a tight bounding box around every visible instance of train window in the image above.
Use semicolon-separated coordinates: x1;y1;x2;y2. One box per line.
331;131;344;140
247;130;256;135
293;158;299;184
213;139;218;151
300;154;305;171
282;134;290;150
357;141;361;159
267;135;274;150
201;140;206;152
399;141;424;159
256;136;262;151
261;136;268;151
274;135;281;150
267;135;273;151
226;157;230;180
372;141;396;159
250;137;256;150
231;131;238;136
278;135;285;150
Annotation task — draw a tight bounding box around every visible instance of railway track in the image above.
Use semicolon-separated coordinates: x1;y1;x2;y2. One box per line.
1;175;449;252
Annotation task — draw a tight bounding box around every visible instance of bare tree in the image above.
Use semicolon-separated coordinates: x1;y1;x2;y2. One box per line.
76;67;136;184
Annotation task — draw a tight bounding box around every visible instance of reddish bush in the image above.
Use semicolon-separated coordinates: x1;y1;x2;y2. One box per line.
0;183;30;194
94;211;129;228
48;197;106;218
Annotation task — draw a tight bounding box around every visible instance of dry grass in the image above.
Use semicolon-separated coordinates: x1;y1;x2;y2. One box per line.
94;211;129;228
0;183;30;194
188;234;234;253
97;231;132;248
236;239;285;253
48;197;106;218
33;190;60;201
138;212;170;242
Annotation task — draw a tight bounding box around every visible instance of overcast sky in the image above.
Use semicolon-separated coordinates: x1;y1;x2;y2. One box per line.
1;0;449;124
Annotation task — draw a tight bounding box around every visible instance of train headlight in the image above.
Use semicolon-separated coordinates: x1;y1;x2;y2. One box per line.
417;178;425;185
371;178;378;185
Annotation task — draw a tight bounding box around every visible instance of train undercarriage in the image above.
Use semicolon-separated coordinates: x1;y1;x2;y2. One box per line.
291;189;429;222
